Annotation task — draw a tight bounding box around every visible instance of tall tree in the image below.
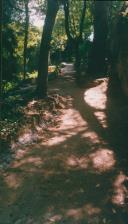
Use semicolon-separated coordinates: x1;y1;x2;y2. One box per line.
0;0;3;111
88;1;110;76
75;0;86;74
23;0;29;79
111;1;128;96
36;0;59;98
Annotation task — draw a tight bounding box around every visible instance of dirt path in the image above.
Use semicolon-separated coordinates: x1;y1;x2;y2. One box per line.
0;73;128;224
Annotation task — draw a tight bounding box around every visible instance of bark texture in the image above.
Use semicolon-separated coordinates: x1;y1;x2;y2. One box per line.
88;1;109;76
115;2;128;96
37;0;59;98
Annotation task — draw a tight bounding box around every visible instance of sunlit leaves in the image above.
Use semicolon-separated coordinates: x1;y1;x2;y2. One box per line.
68;0;84;37
51;9;67;51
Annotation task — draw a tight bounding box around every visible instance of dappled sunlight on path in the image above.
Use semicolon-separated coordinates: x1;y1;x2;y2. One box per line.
44;108;88;146
0;75;128;224
84;79;107;110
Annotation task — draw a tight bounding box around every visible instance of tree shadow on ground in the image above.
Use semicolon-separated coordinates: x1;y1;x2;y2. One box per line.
0;135;121;224
72;77;128;223
73;77;128;174
0;76;128;224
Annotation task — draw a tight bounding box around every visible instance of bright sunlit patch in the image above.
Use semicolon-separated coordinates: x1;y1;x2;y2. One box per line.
46;135;68;146
61;109;87;131
67;155;89;169
29;1;44;28
13;156;43;168
4;173;22;189
31;16;44;28
18;130;37;145
84;79;108;110
67;156;78;167
94;111;107;128
15;149;28;159
47;214;62;223
60;63;76;75
84;203;101;216
112;172;128;206
27;100;37;107
43;109;87;146
66;208;83;220
89;148;116;172
66;204;101;220
66;148;115;173
81;131;100;144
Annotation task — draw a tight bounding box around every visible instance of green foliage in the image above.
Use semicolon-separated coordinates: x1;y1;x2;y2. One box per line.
51;1;93;52
51;9;67;52
3;81;18;93
50;0;93;65
0;119;19;140
67;0;93;39
68;0;85;37
28;71;38;79
11;23;41;73
27;26;41;71
2;22;41;84
2;24;18;81
2;0;42;91
83;1;93;38
2;0;126;91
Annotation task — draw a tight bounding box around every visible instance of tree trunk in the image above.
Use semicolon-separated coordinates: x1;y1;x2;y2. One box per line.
88;1;109;76
75;0;86;77
23;0;29;80
0;0;3;118
36;0;59;98
113;2;128;96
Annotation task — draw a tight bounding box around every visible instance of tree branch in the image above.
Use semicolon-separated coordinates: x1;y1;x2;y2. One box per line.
63;0;73;41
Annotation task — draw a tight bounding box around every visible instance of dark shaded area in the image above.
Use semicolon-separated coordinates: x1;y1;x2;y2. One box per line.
88;1;109;76
106;77;128;174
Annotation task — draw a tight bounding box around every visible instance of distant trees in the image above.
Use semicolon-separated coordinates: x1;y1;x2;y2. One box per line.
36;0;88;97
2;0;128;99
63;0;86;76
51;8;66;63
1;0;42;87
36;0;128;95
